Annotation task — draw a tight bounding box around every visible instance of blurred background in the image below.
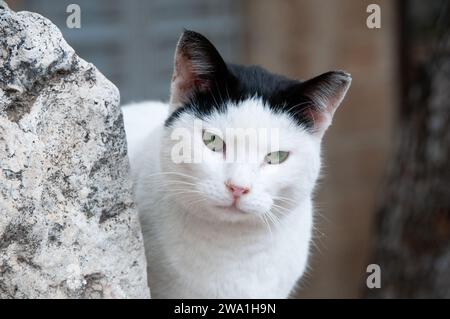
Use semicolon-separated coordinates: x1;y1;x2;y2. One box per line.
9;0;449;298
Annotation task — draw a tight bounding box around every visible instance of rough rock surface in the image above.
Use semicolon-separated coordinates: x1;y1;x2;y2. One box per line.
0;2;150;298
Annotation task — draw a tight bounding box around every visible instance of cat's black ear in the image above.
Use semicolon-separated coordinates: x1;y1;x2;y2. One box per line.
170;30;228;108
293;71;351;135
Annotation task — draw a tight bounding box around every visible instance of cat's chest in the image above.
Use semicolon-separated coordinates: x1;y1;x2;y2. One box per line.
158;211;310;298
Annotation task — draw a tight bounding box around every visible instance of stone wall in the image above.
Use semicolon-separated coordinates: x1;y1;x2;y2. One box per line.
0;2;150;298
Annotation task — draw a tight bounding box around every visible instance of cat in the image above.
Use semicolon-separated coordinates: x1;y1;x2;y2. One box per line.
122;30;351;298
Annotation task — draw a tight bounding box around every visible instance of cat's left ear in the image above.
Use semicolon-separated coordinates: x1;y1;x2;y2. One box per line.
293;71;352;136
170;30;228;111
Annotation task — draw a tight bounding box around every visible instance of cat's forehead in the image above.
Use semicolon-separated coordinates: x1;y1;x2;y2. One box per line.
165;64;308;129
205;97;297;132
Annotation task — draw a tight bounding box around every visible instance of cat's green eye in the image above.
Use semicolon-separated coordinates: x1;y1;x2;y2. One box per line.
202;130;225;152
264;151;289;165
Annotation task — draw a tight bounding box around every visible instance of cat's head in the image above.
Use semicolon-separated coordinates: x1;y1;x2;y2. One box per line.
160;30;351;223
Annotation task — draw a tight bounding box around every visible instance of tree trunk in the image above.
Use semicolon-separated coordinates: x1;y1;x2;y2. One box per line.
366;0;450;298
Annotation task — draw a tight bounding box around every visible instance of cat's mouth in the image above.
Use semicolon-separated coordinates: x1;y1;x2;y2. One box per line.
215;203;247;214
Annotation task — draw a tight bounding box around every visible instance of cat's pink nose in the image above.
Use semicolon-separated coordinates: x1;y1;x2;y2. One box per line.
226;182;250;197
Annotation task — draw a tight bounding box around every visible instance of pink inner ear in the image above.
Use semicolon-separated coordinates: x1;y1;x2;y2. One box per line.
171;54;195;105
171;52;210;106
301;105;332;134
300;71;352;134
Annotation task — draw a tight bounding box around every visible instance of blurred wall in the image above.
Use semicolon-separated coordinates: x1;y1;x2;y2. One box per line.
12;0;242;104
242;0;399;298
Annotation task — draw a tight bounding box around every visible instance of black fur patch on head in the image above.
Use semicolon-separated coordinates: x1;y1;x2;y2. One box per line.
166;31;351;132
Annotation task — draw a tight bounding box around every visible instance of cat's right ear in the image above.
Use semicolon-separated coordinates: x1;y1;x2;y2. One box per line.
289;71;351;137
169;30;228;111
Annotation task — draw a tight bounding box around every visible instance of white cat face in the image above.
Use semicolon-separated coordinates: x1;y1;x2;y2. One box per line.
158;30;350;223
160;98;322;223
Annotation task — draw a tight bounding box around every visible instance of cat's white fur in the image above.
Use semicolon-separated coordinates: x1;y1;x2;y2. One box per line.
123;97;323;298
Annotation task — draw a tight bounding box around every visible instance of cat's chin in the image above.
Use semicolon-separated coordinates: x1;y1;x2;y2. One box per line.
214;203;243;213
188;201;261;224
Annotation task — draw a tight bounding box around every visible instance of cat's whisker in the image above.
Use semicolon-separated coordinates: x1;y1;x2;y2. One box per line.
271;210;283;225
271;204;290;216
154;186;209;209
273;195;297;204
165;190;203;195
266;211;275;225
272;200;295;212
163;180;198;186
185;196;208;204
265;210;280;229
314;211;331;224
260;214;273;238
185;198;209;210
146;171;200;180
158;190;204;201
271;202;289;211
164;190;203;196
310;237;324;256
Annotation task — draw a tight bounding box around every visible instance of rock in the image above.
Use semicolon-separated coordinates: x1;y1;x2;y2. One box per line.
0;3;150;298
